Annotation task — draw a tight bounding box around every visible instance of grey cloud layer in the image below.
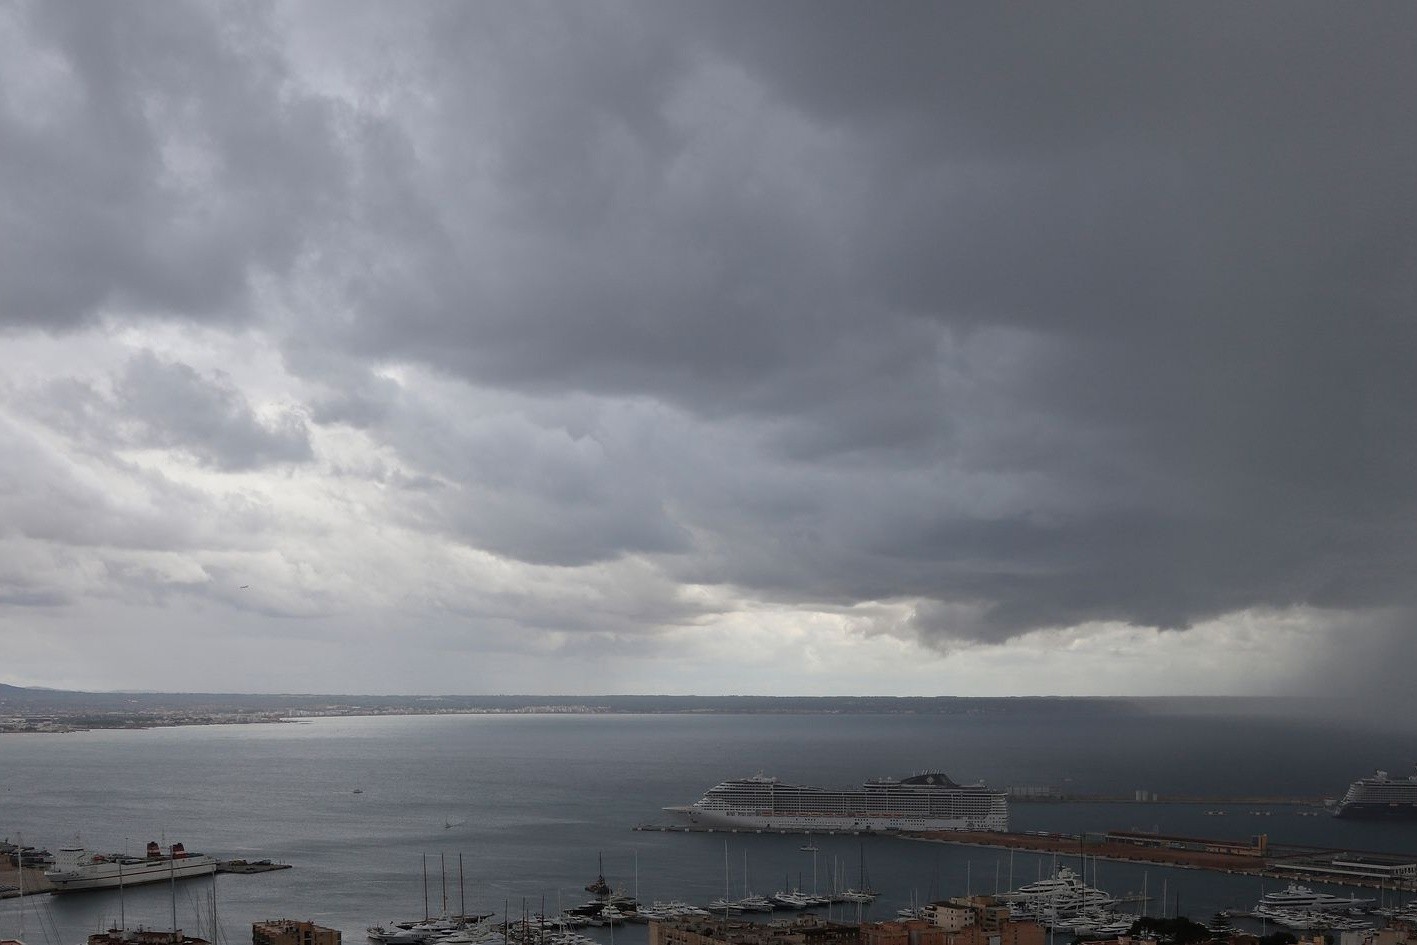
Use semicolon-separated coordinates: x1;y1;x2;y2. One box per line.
32;351;312;471
0;2;345;328
4;2;1416;658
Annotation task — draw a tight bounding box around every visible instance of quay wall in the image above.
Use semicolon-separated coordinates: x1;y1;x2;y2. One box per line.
902;831;1415;892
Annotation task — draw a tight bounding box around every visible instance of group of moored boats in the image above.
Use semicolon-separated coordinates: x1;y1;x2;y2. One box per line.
367;867;1417;944
1248;883;1379;932
708;886;877;913
367;848;884;945
367;884;881;945
997;867;1139;938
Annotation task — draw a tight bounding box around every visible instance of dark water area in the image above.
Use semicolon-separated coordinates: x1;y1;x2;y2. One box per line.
2;708;1415;945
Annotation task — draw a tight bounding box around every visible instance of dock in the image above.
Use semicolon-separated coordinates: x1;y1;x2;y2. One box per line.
635;824;892;835
216;859;292;874
1010;794;1329;806
632;823;1416;894
0;861;52;897
903;830;1417;893
0;857;289;896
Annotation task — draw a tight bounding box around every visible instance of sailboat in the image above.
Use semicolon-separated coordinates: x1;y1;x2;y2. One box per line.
799;835;819;853
584;853;611;896
840;842;877;902
737;850;774;912
86;844;213;945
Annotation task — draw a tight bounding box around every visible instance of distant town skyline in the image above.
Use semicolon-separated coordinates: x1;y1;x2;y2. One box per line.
2;3;1415;701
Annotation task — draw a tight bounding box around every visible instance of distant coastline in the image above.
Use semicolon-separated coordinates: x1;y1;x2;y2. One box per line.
0;684;1304;735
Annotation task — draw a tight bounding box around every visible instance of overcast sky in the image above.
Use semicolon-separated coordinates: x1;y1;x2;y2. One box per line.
2;2;1415;698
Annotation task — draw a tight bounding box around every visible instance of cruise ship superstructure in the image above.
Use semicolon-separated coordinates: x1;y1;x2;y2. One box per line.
45;841;218;892
1334;768;1417;820
671;772;1008;832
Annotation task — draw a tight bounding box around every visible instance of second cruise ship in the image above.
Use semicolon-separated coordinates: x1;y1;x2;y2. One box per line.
1334;767;1417;819
670;771;1008;832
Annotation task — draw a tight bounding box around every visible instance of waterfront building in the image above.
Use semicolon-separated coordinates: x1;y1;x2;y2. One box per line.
1284;854;1417;887
925;897;1015;934
916;896;1043;945
649;916;857;945
1344;918;1417;945
860;920;945;945
252;920;342;945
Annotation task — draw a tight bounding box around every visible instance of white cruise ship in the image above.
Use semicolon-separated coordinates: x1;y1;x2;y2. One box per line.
1334;768;1417;820
45;842;218;892
669;772;1008;832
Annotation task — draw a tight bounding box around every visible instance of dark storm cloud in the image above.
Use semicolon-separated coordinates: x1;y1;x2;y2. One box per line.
314;2;1416;644
0;1;346;329
0;406;277;559
263;3;1413;650
30;351;313;471
8;1;1417;664
113;352;313;470
320;379;695;567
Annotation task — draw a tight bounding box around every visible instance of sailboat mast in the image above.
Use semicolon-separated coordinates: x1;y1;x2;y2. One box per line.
170;845;178;943
723;841;730;920
16;832;24;945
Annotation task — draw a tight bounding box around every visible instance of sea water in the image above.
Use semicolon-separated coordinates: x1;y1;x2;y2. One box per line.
2;707;1415;944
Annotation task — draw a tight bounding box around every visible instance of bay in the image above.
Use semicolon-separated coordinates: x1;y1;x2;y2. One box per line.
2;707;1415;945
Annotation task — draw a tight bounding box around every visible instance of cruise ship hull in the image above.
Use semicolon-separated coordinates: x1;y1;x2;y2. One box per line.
674;807;1001;832
47;856;218;892
674;772;1009;833
1333;768;1417;820
1333;802;1417;820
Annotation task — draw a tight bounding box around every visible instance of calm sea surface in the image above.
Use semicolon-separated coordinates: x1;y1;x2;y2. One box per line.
3;709;1416;945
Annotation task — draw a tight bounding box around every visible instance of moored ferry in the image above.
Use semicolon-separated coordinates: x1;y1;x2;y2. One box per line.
669;771;1008;832
45;841;218;892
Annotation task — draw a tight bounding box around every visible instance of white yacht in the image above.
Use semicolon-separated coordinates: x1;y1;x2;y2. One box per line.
1000;867;1119;926
1256;884;1374;912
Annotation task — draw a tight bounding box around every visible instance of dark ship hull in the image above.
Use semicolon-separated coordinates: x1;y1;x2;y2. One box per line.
1333;801;1417;819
